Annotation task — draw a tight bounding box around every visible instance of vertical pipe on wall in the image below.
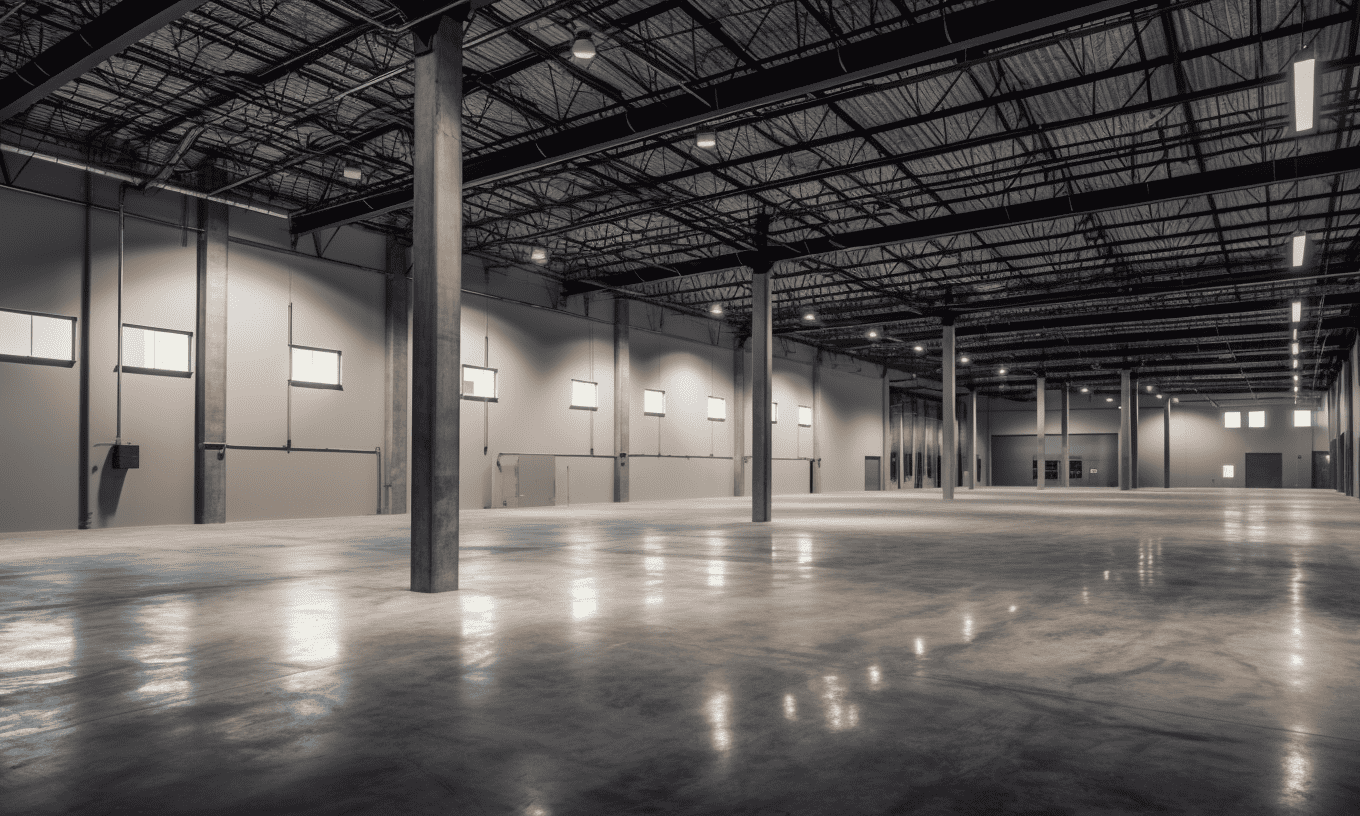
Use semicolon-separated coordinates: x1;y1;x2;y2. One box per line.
1164;395;1172;488
410;12;464;593
382;235;409;514
968;390;978;489
1130;377;1140;488
1060;385;1070;488
1119;370;1132;490
751;240;773;522
194;166;229;524
115;185;125;446
614;298;631;503
78;172;92;529
941;319;956;500
1035;375;1045;489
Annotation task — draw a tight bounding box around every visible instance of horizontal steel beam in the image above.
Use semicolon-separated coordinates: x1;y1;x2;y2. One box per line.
570;144;1360;295
290;0;1143;234
0;0;210;123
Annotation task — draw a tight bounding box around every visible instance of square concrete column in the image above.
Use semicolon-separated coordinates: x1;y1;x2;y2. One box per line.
382;235;409;514
1060;385;1070;487
964;390;976;489
941;319;956;500
194;169;228;525
614;298;630;502
1119;370;1133;490
1035;376;1045;489
751;258;773;521
881;367;889;491
1130;377;1140;488
1164;396;1172;488
410;13;465;593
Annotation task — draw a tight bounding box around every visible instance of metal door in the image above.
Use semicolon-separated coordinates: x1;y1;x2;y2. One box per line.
1244;453;1282;488
865;456;881;491
1312;451;1332;489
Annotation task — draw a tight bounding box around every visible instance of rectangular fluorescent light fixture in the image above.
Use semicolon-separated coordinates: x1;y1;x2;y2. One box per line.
1291;300;1302;322
1291;342;1300;356
1291;234;1307;267
1293;358;1300;369
1293;54;1316;133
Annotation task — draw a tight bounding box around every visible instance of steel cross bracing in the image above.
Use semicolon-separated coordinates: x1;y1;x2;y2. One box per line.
0;0;1357;395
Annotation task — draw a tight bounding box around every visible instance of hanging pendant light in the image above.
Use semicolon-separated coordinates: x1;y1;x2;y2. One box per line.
572;30;597;60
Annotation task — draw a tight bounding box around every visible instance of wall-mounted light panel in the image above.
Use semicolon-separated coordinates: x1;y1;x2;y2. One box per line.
707;396;726;421
1292;51;1316;133
771;402;778;423
0;307;75;365
291;345;342;389
1294;410;1312;428
570;379;597;410
798;405;813;427
1222;465;1235;479
461;364;497;401
1223;411;1242;428
122;325;191;376
1248;410;1266;428
643;389;665;416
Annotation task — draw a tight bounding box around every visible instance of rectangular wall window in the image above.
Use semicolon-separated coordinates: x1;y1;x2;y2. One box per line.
1293;410;1312;428
290;345;342;389
1223;411;1241;428
798;405;813;427
0;308;75;365
643;389;665;416
707;396;726;421
771;402;778;423
1248;410;1266;428
1222;465;1235;478
461;364;497;401
571;379;597;410
122;325;191;375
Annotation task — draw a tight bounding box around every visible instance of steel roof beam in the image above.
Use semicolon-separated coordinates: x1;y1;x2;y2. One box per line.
0;0;211;123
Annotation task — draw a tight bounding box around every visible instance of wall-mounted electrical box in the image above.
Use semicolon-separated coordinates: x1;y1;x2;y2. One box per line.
111;444;140;469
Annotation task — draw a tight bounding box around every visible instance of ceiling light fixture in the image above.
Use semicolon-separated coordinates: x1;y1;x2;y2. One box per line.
1080;387;1090;393
1294;385;1301;392
959;356;970;364
708;303;724;316
998;367;1007;375
866;328;880;340
1292;48;1316;133
1156;394;1164;399
802;309;817;322
1290;233;1307;268
1291;300;1303;322
1106;397;1114;402
342;166;362;181
1291;342;1300;356
530;246;549;265
1293;358;1300;369
695;131;716;149
913;345;924;353
1146;385;1154;392
572;30;597;60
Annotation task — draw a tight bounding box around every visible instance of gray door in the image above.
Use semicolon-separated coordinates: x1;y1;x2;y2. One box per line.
518;454;556;506
1244;453;1282;488
1312;451;1332;489
865;456;881;491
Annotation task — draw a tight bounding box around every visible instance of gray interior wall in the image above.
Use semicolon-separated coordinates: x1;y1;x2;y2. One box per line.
818;365;885;491
991;433;1118;487
1169;401;1314;488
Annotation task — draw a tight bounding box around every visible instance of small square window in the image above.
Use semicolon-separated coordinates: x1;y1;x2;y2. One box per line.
122;325;191;375
1294;410;1312;428
571;379;597;410
643;389;665;416
0;308;75;364
771;402;778;424
798;405;813;427
461;364;497;401
1222;465;1235;479
707;396;726;421
1248;410;1265;428
1223;411;1241;428
291;345;342;388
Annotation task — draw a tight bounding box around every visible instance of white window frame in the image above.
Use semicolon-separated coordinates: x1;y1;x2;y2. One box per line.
461;364;498;402
290;344;343;390
570;379;598;411
0;307;76;366
1248;410;1266;428
1293;410;1312;428
707;396;726;422
798;405;813;427
643;389;666;417
1223;411;1242;429
121;324;192;377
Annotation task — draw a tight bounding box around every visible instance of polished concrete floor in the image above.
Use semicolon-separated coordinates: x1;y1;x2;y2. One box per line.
1;487;1358;815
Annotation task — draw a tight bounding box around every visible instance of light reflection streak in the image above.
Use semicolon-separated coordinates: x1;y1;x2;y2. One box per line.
462;593;497;687
1281;732;1311;807
0;614;75;737
820;675;858;731
707;559;725;588
130;596;193;703
783;693;797;720
796;535;813;577
706;690;732;754
571;578;597;620
283;581;341;666
914;637;925;656
962;616;974;642
644;556;665;606
868;665;882;688
1137;536;1163;588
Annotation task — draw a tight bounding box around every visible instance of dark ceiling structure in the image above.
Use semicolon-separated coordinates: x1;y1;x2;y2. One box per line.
2;0;1357;400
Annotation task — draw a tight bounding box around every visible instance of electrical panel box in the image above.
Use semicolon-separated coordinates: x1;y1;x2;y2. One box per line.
111;444;140;469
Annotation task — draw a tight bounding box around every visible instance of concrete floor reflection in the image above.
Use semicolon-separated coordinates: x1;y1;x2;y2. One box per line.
1;488;1359;814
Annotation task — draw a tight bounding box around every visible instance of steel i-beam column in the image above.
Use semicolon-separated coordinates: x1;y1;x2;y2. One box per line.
1130;378;1140;488
1035;376;1046;489
1060;385;1070;488
1119;370;1133;490
383;235;409;514
942;319;957;500
194;167;228;525
1164;396;1172;488
751;255;773;521
614;298;630;502
410;13;464;593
